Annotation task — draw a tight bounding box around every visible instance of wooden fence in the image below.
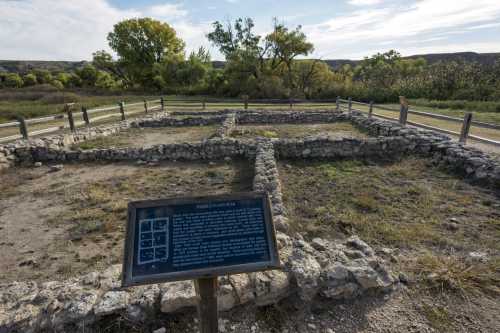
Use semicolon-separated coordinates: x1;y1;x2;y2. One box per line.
0;98;165;143
1;96;499;147
336;97;500;147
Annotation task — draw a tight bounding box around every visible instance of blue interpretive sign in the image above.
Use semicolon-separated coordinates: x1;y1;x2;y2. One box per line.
122;192;280;287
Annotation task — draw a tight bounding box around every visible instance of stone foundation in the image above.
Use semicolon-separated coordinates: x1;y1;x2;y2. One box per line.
0;235;394;333
2;109;499;189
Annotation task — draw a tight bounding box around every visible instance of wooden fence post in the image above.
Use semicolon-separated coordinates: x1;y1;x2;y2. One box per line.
65;104;75;132
202;98;206;110
119;102;126;121
81;106;90;126
17;116;28;140
244;95;248;110
368;101;374;119
348;97;352;113
289;97;293;110
336;96;340;112
160;97;165;111
399;96;409;126
459;112;473;144
195;277;219;333
144;100;148;114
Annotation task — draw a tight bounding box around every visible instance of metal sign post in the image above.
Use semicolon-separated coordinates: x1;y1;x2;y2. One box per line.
122;192;280;333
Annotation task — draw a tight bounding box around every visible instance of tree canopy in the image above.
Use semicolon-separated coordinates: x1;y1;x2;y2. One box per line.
107;18;185;88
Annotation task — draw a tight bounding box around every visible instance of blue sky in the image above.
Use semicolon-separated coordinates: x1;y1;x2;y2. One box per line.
1;0;500;61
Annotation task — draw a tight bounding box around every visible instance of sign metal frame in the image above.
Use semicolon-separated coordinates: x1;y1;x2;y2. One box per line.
122;192;281;287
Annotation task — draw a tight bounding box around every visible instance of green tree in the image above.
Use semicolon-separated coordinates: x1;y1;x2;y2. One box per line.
266;19;314;91
54;72;72;87
293;60;335;98
23;73;38;86
107;18;185;88
66;73;83;88
76;64;99;87
354;50;402;89
95;71;117;90
33;69;52;84
4;73;24;88
208;18;314;97
177;47;212;86
208;17;269;95
92;50;128;85
51;80;64;90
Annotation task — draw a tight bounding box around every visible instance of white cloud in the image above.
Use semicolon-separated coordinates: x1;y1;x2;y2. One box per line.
348;0;383;6
0;0;210;61
304;0;500;58
1;0;500;61
146;3;187;19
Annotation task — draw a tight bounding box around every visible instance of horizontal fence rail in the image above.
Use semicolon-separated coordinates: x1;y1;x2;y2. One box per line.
0;98;165;144
1;96;499;148
338;97;500;147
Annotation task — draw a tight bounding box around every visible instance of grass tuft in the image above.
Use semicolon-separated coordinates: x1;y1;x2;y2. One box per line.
410;253;500;295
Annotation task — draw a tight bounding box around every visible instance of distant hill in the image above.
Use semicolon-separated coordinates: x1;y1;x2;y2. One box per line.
323;52;500;69
0;60;87;73
1;52;499;73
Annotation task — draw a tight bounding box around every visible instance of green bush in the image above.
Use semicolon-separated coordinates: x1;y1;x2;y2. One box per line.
23;73;38;87
4;73;24;88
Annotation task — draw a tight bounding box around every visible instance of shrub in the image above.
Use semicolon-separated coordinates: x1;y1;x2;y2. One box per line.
22;73;38;87
4;73;24;88
51;80;64;90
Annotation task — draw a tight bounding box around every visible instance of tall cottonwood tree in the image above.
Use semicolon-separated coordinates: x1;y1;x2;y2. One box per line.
208;18;314;96
107;18;185;88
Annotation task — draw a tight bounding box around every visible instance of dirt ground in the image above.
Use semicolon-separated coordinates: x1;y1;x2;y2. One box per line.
71;126;217;150
230;123;368;140
0;160;253;283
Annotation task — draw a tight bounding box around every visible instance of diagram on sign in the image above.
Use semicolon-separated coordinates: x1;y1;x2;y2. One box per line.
138;217;169;265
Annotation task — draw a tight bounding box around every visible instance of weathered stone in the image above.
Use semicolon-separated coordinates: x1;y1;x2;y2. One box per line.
160;281;197;313
229;274;254;305
253;270;290;306
287;246;321;301
94;291;129;316
48;164;64;173
311;238;329;251
346;236;375;257
218;277;237;311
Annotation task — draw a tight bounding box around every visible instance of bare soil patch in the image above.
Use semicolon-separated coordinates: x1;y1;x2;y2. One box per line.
71;126;217;150
0;160;253;283
230;123;368;140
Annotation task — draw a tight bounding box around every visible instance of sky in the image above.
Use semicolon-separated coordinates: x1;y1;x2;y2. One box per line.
1;0;500;61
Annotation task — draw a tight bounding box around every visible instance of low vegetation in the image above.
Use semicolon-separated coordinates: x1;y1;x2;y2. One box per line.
279;157;500;295
71;126;217;150
230;123;367;140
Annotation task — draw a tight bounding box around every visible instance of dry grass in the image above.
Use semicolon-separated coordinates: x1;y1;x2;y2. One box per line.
279;157;500;295
230;123;368;140
421;303;453;332
72;126;217;150
409;253;500;295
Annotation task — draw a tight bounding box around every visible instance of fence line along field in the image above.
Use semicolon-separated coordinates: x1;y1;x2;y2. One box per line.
2;95;499;154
